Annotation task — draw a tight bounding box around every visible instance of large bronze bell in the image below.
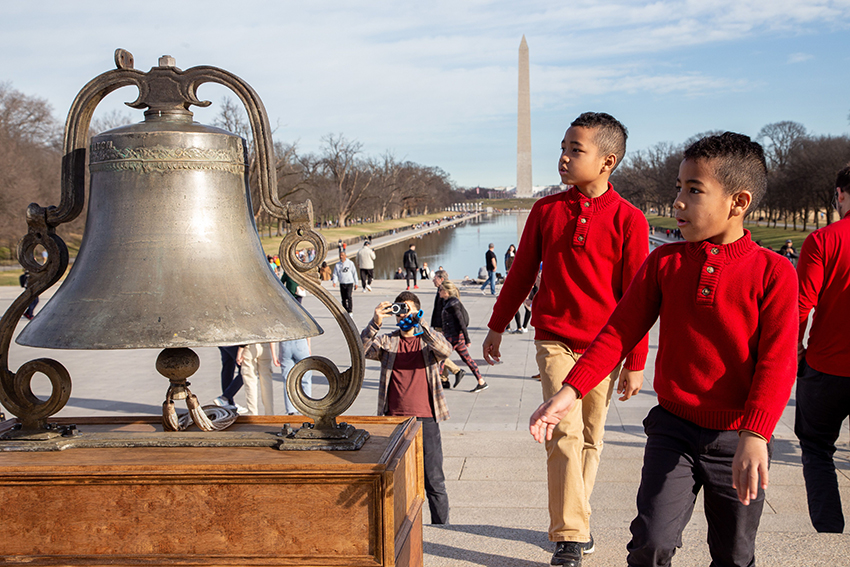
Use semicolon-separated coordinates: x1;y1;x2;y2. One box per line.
0;50;366;450
16;92;320;349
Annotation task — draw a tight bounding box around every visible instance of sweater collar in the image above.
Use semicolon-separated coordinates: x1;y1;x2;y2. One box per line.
566;183;619;212
686;230;757;262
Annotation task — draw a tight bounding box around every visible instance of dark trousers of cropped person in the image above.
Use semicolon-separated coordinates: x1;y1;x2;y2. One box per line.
339;283;354;313
359;268;373;288
419;417;449;524
218;346;243;406
405;268;417;288
513;307;531;330
794;360;850;533
627;406;768;567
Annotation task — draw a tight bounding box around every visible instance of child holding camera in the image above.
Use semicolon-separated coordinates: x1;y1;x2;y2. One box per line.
361;291;453;524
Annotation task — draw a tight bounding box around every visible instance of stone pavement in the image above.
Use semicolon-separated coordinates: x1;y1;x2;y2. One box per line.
2;279;849;565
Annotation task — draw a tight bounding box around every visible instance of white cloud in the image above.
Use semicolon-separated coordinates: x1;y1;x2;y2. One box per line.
788;52;815;63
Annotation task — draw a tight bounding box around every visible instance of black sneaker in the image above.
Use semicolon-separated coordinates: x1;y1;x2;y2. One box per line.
470;382;489;393
582;534;594;555
551;541;582;566
453;368;466;388
441;379;451;390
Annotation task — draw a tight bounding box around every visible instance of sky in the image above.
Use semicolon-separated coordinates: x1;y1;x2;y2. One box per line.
3;1;850;189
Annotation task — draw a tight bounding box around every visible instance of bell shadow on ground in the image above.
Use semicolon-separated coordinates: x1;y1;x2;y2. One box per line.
65;397;162;415
427;524;552;559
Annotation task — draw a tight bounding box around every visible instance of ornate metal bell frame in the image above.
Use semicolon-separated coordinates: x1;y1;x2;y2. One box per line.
0;50;367;450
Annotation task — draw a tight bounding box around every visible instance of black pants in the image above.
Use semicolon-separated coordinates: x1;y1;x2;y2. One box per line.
218;346;243;405
359;268;373;288
513;307;531;330
405;268;417;287
339;283;354;313
628;406;768;567
419;417;449;524
795;360;850;532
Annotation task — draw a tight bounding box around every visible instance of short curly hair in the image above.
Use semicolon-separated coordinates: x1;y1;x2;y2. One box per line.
683;132;767;214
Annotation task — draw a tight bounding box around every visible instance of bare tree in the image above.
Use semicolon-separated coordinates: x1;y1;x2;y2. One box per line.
758;121;808;171
315;134;373;228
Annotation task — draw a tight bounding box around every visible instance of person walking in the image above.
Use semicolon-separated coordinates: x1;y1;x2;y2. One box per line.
332;252;357;314
484;113;649;565
356;241;376;292
504;244;517;272
795;164;850;533
213;346;247;414
439;280;487;392
480;243;497;295
278;338;313;415
237;342;278;415
403;243;419;290
430;270;465;389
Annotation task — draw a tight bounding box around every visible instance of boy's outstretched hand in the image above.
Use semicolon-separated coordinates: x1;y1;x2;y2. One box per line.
732;431;769;506
529;385;579;443
482;329;502;364
616;368;643;401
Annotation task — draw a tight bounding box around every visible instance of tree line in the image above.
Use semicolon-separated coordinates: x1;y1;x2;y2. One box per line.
0;86;460;260
613;121;850;230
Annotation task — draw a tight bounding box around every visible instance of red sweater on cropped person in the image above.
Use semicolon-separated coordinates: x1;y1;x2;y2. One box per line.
488;184;649;370
797;212;850;377
564;231;797;440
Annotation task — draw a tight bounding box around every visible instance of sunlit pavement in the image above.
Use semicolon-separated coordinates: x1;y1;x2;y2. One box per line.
2;280;849;565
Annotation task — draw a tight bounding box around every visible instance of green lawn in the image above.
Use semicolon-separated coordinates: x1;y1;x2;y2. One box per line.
647;214;813;250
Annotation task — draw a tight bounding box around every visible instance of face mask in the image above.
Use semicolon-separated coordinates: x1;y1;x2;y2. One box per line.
396;309;424;335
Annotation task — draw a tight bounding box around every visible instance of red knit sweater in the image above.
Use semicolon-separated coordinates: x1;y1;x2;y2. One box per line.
564;231;798;440
488;185;649;370
798;212;850;376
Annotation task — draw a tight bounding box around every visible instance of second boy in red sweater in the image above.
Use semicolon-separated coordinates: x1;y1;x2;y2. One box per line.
530;133;798;566
483;112;649;566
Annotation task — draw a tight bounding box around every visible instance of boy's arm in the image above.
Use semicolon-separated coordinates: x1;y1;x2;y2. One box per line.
361;303;394;361
739;259;798;441
532;253;662;440
564;251;661;397
620;214;651;371
796;232;823;360
484;204;543;362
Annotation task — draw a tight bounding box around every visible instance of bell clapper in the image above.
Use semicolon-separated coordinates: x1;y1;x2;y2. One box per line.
156;347;221;432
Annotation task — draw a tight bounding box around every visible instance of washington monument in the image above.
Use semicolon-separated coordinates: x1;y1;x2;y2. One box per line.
516;35;532;198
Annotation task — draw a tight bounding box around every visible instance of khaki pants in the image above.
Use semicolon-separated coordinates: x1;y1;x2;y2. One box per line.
434;327;461;376
535;340;619;543
242;343;275;416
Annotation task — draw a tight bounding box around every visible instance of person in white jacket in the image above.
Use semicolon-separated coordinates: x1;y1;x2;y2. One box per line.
356;241;376;292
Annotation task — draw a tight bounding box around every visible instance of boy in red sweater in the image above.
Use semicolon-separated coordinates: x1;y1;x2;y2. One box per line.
483;112;649;566
794;164;850;532
530;132;798;566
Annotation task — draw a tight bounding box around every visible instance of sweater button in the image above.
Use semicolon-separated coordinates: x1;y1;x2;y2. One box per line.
711;247;719;255
706;266;715;274
701;287;711;296
577;235;585;242
580;218;587;224
583;202;590;208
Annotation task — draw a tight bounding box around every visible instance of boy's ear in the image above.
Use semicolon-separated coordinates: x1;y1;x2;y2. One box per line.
601;153;618;173
730;190;753;218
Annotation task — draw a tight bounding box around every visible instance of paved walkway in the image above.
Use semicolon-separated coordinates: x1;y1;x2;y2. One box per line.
2;279;849;565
